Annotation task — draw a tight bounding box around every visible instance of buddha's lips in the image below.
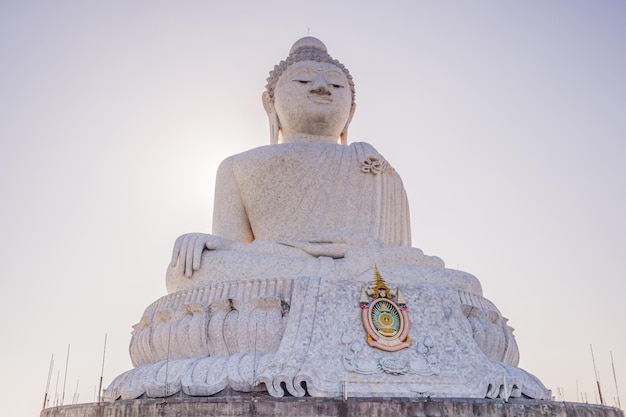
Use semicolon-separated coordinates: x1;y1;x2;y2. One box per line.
308;95;333;103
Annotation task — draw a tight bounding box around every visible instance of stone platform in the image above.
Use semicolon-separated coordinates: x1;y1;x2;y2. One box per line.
41;395;624;417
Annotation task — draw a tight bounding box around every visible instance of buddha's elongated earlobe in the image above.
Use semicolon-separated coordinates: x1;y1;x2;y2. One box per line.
262;91;280;144
340;103;356;145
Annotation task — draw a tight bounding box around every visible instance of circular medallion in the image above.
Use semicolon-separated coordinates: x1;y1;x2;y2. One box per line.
368;298;404;339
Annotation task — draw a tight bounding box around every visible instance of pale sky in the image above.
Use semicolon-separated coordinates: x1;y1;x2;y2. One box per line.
1;1;625;416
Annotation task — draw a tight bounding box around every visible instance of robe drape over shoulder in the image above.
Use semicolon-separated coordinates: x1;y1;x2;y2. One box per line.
212;142;412;247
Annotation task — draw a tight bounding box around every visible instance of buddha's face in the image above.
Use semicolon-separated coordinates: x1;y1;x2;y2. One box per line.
273;61;353;141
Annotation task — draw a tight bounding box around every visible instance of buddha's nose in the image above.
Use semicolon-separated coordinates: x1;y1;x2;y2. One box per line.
309;84;331;96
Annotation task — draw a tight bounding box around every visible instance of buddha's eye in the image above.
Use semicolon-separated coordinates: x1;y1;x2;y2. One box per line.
331;84;344;89
295;80;310;84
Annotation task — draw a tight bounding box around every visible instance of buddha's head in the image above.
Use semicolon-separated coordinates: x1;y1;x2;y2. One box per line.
263;37;356;145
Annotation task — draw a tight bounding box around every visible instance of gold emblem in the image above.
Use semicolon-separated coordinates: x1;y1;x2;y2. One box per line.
360;265;411;352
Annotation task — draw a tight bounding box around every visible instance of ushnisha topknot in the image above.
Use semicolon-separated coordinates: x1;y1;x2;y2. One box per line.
265;37;355;105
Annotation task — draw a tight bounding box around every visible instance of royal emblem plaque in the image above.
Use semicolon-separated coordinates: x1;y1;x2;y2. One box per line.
360;266;411;352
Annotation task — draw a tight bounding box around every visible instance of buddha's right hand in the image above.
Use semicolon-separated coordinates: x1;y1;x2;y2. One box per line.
170;233;233;277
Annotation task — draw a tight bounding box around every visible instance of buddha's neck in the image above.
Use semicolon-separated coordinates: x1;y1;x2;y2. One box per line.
281;133;339;144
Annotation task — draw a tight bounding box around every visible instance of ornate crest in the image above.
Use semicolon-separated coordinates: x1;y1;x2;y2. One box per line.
360;265;411;351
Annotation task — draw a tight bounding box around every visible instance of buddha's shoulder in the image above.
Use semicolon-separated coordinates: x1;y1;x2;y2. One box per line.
217;147;271;171
225;141;381;161
217;141;386;175
222;143;349;163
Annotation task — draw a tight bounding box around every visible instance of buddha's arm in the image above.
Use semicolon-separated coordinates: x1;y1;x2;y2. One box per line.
169;156;254;278
212;155;254;243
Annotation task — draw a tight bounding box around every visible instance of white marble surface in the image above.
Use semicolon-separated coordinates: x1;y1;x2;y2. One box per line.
106;36;549;401
106;273;546;400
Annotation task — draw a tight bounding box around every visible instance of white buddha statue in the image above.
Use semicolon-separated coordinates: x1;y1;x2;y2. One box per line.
105;37;549;402
165;36;465;294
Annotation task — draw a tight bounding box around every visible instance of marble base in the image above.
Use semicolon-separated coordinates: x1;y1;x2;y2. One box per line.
41;396;625;417
105;270;548;401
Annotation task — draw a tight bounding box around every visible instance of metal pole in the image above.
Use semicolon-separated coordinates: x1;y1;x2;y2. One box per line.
97;333;107;403
73;379;79;404
42;354;54;409
53;369;60;406
591;344;604;405
61;345;70;406
611;350;621;409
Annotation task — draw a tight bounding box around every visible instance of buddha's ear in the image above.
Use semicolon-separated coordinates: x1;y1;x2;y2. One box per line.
340;103;356;145
262;91;280;145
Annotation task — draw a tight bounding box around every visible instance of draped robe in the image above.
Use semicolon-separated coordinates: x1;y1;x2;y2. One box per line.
166;141;458;293
213;141;411;246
